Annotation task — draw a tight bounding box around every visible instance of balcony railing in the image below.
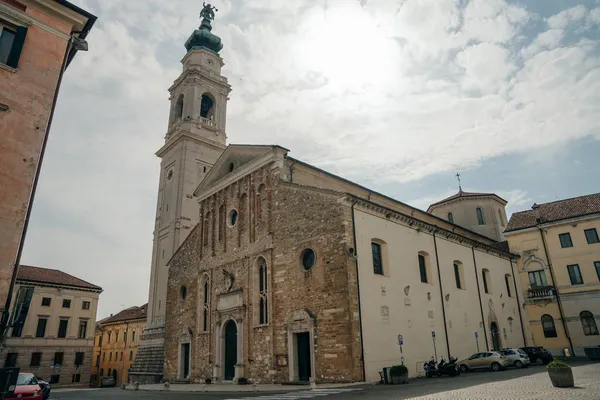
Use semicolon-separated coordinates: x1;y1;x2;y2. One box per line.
200;116;217;128
528;285;555;299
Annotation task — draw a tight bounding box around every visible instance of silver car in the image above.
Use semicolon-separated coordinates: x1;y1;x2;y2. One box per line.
499;348;530;368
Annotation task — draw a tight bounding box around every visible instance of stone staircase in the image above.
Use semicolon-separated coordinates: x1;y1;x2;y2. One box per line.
129;344;164;384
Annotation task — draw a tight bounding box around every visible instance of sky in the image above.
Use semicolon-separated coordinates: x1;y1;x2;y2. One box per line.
23;0;600;319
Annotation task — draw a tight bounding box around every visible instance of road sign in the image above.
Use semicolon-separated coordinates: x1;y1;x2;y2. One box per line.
432;331;436;338
397;335;403;345
475;331;478;339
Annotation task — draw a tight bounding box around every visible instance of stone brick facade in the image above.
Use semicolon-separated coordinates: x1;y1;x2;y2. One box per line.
164;162;363;383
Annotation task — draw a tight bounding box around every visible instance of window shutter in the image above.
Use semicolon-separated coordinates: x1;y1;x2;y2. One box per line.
6;26;27;68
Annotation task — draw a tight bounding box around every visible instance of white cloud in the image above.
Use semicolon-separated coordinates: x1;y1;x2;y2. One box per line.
22;0;600;317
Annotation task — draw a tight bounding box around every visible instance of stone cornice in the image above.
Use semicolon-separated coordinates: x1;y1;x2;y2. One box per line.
169;67;231;94
428;193;507;212
155;130;225;158
15;278;102;294
348;195;518;259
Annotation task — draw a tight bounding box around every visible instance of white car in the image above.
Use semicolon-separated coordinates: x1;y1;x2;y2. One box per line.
499;348;530;368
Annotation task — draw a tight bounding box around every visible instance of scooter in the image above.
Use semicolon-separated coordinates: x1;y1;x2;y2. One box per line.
437;356;460;377
424;357;438;378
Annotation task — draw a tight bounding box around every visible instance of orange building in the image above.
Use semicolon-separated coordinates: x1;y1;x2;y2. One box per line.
0;0;96;336
93;305;147;385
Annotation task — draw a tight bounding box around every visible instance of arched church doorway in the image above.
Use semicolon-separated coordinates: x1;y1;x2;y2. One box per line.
490;322;500;351
224;320;237;381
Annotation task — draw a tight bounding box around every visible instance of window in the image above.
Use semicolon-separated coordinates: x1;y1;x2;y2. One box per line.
258;258;268;325
567;264;583;285
559;233;573;248
447;212;454;223
595;261;600;281
529;270;548;288
200;276;210;332
115;332;119;342
372;242;383;275
418;254;428;283
50;375;60;384
41;297;51;307
95;355;100;367
30;352;42;367
580;311;598;336
129;351;133;361
541;314;557;338
120;352;123;361
200;93;215;118
0;24;27;68
4;353;17;368
584;228;600;244
78;320;88;339
228;209;238;227
454;263;462;289
72;374;81;383
82;301;90;310
53;352;64;366
124;332;127;343
75;352;84;367
108;331;111;343
58;320;68;338
62;299;71;308
505;274;512;297
482;269;491;293
132;330;136;342
102;352;105;361
109;353;112;361
301;248;316;271
476;208;485;225
173;94;184;121
99;335;103;346
180;286;187;300
100;368;104;376
36;318;47;338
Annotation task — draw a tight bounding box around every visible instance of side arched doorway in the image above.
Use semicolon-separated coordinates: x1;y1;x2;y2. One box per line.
224;320;238;381
490;322;500;351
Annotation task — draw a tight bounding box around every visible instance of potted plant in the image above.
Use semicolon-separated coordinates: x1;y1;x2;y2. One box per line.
547;360;574;388
389;365;409;384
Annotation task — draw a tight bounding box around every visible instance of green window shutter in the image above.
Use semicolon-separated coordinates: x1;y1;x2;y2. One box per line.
6;26;27;68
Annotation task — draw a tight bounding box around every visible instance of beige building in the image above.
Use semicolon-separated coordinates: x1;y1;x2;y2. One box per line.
428;189;509;242
505;193;600;357
0;0;95;332
129;7;527;385
93;304;146;385
0;265;102;386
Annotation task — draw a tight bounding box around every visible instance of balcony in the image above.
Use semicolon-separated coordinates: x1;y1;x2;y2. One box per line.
528;285;556;299
199;116;217;129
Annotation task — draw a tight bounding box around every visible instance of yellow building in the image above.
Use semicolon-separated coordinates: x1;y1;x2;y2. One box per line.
93;304;147;385
505;193;600;357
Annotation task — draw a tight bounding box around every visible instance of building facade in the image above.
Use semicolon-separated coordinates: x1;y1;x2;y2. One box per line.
0;265;101;386
0;0;95;332
93;304;146;385
505;194;600;357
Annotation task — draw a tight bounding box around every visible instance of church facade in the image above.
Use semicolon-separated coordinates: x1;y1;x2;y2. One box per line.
134;7;529;385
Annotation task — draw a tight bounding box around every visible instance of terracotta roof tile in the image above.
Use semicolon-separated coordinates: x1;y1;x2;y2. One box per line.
98;304;148;325
428;190;507;210
505;193;600;232
17;265;102;291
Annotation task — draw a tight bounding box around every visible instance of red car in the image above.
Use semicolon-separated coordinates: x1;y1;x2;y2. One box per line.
5;372;43;399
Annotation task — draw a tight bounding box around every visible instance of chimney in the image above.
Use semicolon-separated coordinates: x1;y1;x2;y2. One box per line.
531;203;542;224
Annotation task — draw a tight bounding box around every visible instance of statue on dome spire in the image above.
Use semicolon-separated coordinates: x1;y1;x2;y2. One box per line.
200;2;218;22
185;2;223;53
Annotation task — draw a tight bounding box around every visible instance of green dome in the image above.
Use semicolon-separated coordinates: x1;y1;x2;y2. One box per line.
185;18;223;54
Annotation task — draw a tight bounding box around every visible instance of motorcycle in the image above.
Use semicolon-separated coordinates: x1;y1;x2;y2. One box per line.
437;356;460;377
35;376;51;400
424;357;438;378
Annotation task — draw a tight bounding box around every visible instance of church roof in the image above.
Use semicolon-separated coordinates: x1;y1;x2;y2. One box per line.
505;192;600;232
427;190;507;211
17;265;102;292
98;304;148;325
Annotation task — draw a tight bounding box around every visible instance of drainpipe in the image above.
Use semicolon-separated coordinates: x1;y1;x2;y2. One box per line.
288;162;295;183
471;246;489;351
509;259;527;346
350;201;366;381
538;227;575;356
432;231;451;359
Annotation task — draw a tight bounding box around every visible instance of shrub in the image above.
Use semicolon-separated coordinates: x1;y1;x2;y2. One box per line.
390;365;408;376
205;378;212;384
238;377;248;385
547;360;570;368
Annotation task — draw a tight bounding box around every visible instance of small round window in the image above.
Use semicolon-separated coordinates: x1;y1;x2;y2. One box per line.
228;209;238;227
301;249;316;271
180;286;187;300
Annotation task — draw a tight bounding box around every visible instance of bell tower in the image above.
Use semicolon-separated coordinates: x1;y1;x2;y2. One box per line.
130;4;230;384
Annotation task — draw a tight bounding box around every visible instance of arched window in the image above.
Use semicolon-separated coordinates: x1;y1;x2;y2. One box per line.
580;311;598;336
476;207;485;225
258;258;269;324
371;240;387;275
447;212;454;223
418;253;429;283
453;261;464;289
505;274;512;297
482;268;491;293
541;314;557;338
174;94;184;121
199;274;210;332
218;204;225;242
200;93;215;119
203;211;212;246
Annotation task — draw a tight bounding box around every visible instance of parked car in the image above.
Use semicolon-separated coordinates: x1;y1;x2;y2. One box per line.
101;376;116;387
457;351;508;372
5;372;43;400
520;346;554;365
499;348;530;368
